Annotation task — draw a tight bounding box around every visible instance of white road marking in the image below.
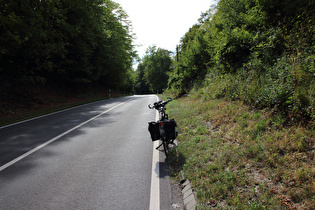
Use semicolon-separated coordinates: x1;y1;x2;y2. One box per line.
149;99;160;210
0;100;129;172
0;99;116;130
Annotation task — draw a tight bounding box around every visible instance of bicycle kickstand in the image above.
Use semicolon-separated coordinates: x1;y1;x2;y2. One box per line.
156;142;163;150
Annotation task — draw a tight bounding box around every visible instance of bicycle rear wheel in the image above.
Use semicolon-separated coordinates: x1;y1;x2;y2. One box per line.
162;139;170;156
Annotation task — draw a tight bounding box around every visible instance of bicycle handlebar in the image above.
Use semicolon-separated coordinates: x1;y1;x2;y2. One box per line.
148;97;173;110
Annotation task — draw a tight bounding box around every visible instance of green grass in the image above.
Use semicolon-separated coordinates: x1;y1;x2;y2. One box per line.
165;95;315;209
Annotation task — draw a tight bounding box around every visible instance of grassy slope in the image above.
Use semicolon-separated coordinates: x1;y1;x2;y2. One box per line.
166;96;314;209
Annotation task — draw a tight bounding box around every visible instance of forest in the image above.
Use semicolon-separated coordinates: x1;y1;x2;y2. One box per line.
1;0;314;123
1;0;136;104
134;46;172;94
136;0;314;122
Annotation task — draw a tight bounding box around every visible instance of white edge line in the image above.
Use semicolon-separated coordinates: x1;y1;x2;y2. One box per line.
0;97;126;130
0;100;129;172
149;95;160;210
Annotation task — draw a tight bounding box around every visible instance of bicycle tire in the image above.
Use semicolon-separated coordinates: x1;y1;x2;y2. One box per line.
162;139;170;156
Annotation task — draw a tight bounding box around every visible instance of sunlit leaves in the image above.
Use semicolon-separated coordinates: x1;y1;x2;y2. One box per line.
135;46;172;93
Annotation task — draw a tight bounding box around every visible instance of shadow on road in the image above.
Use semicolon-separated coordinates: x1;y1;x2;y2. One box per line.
0;96;141;179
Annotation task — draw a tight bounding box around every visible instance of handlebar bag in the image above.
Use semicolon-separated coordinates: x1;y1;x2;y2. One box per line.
148;121;160;141
165;119;177;140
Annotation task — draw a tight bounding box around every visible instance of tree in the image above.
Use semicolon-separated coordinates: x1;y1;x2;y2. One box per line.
168;0;315;120
0;0;136;96
136;46;172;93
134;63;151;94
177;24;210;91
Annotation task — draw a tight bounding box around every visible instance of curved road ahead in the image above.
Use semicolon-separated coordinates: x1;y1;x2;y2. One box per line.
0;95;174;209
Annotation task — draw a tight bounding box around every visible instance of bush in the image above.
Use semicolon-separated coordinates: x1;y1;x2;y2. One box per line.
195;52;315;122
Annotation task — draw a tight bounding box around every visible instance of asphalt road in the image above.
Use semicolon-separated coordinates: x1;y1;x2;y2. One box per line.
0;95;174;209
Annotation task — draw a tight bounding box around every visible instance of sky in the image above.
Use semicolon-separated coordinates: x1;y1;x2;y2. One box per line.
114;0;217;63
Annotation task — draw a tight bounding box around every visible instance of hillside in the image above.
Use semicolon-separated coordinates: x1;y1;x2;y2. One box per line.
160;2;315;207
166;95;314;209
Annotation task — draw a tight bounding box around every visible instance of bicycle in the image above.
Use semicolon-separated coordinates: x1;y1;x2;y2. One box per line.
148;97;177;156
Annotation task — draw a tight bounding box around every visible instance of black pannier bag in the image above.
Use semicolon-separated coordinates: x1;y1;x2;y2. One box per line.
165;119;177;140
148;121;160;141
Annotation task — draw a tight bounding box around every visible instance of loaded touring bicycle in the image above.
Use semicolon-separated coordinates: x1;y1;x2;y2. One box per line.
148;97;177;156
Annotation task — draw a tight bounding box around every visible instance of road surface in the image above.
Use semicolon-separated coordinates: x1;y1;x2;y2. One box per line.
0;95;175;209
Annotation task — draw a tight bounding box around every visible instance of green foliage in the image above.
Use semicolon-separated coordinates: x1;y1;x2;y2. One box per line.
167;0;315;121
0;0;136;97
169;24;211;96
135;46;172;93
134;63;151;94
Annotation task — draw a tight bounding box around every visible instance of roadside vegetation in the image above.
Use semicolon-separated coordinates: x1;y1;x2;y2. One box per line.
166;95;314;209
1;0;137;126
155;1;314;208
1;0;136;112
166;0;314;124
